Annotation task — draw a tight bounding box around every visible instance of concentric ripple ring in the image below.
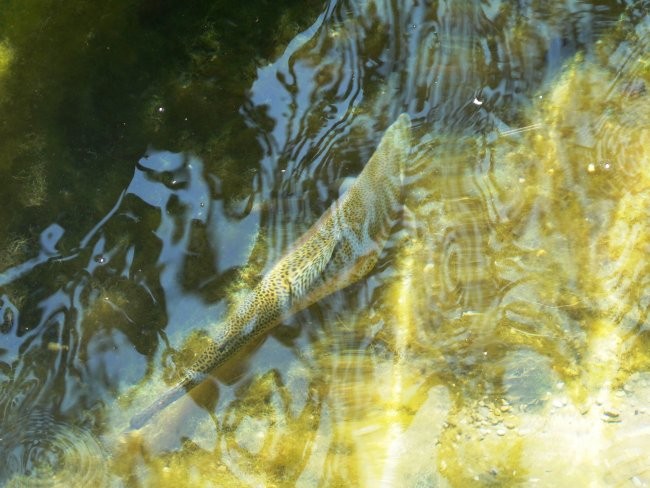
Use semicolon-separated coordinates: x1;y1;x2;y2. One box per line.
0;408;107;487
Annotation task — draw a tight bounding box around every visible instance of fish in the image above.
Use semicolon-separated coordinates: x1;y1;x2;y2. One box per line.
129;113;412;429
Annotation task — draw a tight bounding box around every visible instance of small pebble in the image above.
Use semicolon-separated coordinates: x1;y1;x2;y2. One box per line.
631;476;644;487
497;429;506;436
47;342;69;352
601;415;622;423
603;408;620;418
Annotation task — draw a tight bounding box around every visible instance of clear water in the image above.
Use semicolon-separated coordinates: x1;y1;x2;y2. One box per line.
0;0;649;486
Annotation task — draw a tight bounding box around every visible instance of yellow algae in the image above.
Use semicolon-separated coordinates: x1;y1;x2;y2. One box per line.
374;44;650;487
438;420;528;486
59;6;647;486
109;59;650;485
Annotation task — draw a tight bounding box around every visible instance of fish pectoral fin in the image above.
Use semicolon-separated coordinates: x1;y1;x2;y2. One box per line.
289;238;377;314
322;237;380;290
287;237;339;302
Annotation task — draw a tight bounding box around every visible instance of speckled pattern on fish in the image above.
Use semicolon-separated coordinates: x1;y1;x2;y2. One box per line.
130;114;412;429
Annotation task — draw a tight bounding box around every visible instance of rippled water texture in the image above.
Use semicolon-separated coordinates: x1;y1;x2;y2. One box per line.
1;0;649;486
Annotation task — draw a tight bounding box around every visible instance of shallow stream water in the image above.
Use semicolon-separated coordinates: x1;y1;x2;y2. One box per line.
0;1;649;486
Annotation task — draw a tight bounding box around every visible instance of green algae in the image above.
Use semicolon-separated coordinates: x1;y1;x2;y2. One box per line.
0;40;13;95
0;0;323;260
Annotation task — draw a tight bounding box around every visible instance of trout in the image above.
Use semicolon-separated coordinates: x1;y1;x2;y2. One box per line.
130;114;411;429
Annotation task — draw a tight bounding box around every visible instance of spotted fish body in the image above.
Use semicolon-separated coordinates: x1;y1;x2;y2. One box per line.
130;114;412;429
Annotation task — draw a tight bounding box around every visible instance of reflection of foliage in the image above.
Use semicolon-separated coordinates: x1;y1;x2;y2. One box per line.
0;235;30;271
0;0;324;247
13;161;46;208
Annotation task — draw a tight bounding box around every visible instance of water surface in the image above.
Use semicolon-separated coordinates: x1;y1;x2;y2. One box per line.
0;0;649;486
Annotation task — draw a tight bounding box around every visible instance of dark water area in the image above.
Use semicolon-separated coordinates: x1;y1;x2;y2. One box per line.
0;0;649;486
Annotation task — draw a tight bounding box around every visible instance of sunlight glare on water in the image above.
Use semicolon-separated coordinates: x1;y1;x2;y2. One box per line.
0;0;649;486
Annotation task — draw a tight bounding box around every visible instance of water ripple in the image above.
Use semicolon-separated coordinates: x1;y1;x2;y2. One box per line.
0;408;106;487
